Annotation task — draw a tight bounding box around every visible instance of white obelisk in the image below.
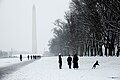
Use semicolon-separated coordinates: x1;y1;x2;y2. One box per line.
32;4;37;54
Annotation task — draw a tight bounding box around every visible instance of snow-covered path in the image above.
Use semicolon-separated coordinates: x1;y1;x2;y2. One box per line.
0;59;37;79
0;58;28;68
2;56;120;80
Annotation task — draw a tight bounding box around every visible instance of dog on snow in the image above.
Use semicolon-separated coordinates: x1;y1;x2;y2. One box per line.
92;60;100;69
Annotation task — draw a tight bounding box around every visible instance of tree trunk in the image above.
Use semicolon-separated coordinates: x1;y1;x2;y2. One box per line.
84;44;87;56
88;46;90;56
108;43;112;56
91;48;93;56
99;45;103;56
105;47;107;56
94;47;97;56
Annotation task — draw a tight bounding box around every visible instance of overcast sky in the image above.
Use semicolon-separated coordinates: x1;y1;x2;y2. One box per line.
0;0;70;53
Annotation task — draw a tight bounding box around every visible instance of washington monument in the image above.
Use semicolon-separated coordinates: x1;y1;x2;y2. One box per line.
32;4;37;54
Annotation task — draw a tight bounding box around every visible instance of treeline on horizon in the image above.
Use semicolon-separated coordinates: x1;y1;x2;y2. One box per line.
48;0;120;56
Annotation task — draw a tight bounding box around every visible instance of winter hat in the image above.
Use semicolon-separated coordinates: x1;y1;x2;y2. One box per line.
59;53;61;55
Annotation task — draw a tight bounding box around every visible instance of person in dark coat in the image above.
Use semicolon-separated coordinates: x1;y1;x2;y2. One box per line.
67;55;72;69
73;54;79;69
58;53;62;69
31;55;32;60
27;55;29;60
20;54;22;61
116;50;119;57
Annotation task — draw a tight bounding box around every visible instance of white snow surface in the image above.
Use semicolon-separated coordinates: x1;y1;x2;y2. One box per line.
2;56;120;80
0;58;28;68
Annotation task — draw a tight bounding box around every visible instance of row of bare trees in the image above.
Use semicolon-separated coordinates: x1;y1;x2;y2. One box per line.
49;0;120;56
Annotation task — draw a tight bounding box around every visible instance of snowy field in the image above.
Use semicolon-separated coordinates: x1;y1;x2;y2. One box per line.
0;58;28;68
2;56;120;80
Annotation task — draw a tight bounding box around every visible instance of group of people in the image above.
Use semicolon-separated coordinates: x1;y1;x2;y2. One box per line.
27;55;41;60
58;54;79;69
58;53;100;69
19;54;41;61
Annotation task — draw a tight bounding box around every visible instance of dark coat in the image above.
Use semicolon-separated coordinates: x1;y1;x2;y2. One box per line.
20;54;22;61
58;55;62;65
73;55;79;68
94;61;99;65
67;56;72;65
58;55;62;69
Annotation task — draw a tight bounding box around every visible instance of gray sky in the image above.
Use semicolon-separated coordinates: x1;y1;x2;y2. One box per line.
0;0;70;53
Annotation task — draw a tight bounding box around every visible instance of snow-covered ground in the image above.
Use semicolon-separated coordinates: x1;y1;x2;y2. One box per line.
0;57;28;68
2;56;120;80
0;53;41;68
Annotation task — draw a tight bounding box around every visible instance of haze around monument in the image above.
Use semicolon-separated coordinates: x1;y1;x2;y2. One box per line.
0;0;70;53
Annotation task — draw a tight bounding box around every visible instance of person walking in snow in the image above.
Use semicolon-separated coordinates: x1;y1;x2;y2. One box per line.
27;55;29;60
20;54;22;61
67;55;72;69
31;55;32;60
58;53;62;69
73;54;79;69
116;50;119;57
